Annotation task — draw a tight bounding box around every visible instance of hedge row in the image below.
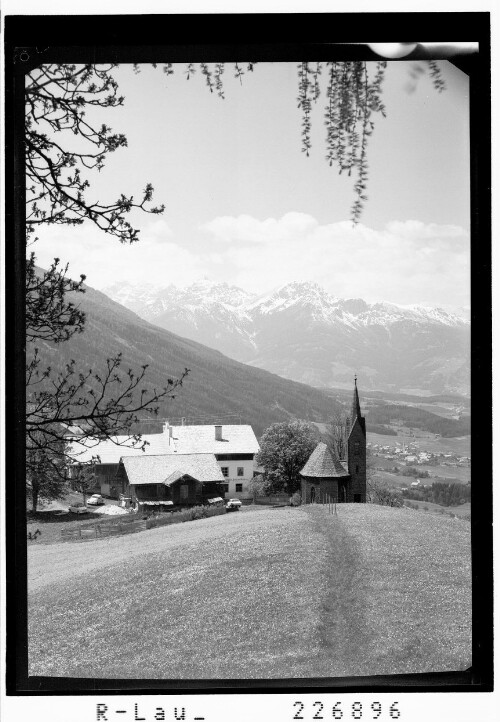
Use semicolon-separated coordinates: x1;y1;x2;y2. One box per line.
145;504;226;530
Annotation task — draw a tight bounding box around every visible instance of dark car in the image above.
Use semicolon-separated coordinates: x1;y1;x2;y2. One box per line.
68;502;89;514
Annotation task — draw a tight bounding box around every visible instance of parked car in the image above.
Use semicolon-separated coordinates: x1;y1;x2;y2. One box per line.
87;494;105;506
68;502;89;514
226;498;242;511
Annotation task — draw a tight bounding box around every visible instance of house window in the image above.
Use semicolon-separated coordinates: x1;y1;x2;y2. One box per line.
237;467;244;477
235;483;243;493
222;483;229;494
221;467;229;477
356;465;359;474
354;442;360;455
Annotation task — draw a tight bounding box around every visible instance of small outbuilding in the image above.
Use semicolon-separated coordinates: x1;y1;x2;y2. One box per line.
300;442;351;504
116;453;226;510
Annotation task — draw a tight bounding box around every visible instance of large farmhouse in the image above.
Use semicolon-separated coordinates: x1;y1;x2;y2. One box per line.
68;422;260;504
300;377;367;503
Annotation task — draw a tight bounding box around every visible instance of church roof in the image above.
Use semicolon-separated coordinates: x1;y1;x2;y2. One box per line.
351;376;362;422
300;442;350;478
349;375;366;437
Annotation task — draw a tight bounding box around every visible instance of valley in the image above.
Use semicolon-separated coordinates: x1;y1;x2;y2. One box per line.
104;279;470;397
31;274;472;496
29;278;341;438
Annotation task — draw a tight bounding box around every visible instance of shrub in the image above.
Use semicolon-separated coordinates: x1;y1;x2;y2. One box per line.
290;492;302;507
144;504;226;530
205;506;226;518
369;482;403;507
146;513;176;530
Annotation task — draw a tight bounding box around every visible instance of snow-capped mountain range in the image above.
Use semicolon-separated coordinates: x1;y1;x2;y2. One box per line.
103;280;470;396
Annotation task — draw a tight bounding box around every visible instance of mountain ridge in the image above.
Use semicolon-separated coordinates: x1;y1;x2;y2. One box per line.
103;280;470;396
29;278;345;438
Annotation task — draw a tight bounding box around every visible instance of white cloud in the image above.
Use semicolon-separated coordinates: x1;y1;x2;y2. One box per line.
33;213;470;309
200;212;318;245
200;214;470;308
33;222;204;290
144;219;174;241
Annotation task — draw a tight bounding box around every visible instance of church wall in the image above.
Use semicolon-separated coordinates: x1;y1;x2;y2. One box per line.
347;418;367;502
301;476;340;503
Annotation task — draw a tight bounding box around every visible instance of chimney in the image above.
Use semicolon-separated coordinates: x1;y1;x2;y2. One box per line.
215;425;222;441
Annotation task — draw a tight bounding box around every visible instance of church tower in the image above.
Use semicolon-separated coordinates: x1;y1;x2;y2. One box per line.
347;375;367;502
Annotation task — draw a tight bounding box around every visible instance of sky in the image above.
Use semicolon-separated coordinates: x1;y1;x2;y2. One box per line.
33;59;471;311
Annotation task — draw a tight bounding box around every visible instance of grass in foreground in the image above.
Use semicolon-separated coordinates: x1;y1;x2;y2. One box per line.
28;504;471;679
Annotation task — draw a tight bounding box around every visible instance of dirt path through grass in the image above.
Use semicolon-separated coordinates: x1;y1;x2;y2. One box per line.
306;504;471;676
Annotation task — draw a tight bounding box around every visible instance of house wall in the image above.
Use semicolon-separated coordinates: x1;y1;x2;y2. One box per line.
99;463;125;498
171;478;202;506
129;479;224;507
131;484;172;502
215;454;255;499
72;462;122;498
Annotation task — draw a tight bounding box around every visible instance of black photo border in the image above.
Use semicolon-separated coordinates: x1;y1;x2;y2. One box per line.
3;11;493;696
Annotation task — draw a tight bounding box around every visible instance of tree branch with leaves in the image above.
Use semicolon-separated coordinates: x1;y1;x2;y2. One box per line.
25;63;165;242
24;63;190;508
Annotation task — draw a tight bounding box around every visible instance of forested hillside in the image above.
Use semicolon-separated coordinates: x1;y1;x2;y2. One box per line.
29;279;340;437
366;404;470;437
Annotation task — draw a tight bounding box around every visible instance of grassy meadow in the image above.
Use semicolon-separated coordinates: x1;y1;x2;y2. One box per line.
28;504;471;680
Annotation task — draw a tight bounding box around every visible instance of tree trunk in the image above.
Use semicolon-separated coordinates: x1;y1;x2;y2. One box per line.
31;483;39;513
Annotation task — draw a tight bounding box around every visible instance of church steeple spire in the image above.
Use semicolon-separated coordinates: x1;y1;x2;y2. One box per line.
346;374;367;502
351;374;361;423
349;374;366;437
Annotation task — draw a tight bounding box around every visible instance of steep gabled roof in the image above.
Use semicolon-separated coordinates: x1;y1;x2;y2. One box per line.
300;442;350;478
68;424;259;464
349;375;366;437
122;453;225;486
170;424;260;455
68;433;172;464
351;375;362;423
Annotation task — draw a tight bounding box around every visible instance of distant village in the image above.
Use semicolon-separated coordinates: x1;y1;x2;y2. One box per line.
367;439;471;491
368;440;471;466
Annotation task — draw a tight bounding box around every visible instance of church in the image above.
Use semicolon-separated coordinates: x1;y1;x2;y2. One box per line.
300;377;367;503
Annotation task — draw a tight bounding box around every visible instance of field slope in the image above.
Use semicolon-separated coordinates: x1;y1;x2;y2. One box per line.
28;505;471;679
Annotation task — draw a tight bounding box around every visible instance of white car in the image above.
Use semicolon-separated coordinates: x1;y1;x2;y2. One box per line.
87;494;105;506
226;498;242;511
68;502;89;514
